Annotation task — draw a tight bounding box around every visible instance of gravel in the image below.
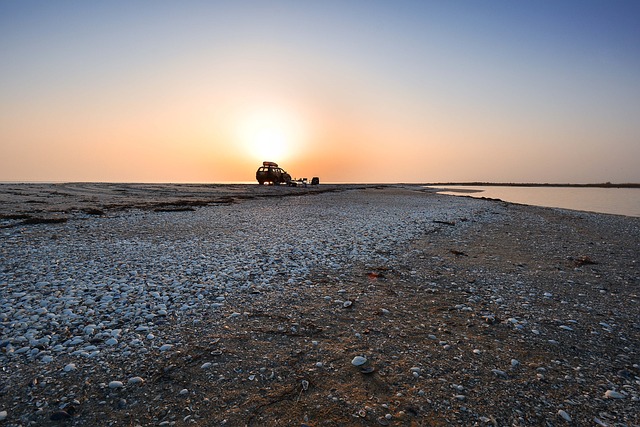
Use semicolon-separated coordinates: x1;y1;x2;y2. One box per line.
1;187;481;368
1;184;638;426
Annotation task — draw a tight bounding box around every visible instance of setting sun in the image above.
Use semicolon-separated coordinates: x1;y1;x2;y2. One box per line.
237;108;308;164
250;126;288;161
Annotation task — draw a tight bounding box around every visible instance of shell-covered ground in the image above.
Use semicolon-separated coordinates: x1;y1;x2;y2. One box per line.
1;184;638;426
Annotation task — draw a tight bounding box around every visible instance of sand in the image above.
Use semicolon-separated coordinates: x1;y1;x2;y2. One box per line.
0;183;638;426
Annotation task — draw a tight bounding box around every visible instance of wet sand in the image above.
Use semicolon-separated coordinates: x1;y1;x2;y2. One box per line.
0;184;638;426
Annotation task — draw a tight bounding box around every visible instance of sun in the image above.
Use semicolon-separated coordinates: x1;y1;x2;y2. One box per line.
250;124;289;161
237;107;306;163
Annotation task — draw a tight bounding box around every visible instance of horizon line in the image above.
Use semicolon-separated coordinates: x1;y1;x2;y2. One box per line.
1;181;639;188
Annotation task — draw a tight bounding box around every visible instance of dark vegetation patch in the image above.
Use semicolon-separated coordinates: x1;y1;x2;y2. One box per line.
0;213;31;220
570;255;598;267
21;217;68;225
433;220;456;226
2;216;69;228
151;198;235;212
82;208;105;215
154;207;196;212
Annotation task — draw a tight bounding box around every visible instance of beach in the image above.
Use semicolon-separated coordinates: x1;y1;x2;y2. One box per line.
1;184;638;426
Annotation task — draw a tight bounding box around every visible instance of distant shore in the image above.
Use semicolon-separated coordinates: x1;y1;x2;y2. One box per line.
425;182;640;188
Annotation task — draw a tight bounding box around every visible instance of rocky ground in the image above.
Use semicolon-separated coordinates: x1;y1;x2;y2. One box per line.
0;184;638;426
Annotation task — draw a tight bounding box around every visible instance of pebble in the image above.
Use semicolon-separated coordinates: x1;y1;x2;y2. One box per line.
159;344;173;351
0;411;6;421
108;381;124;389
604;390;625;399
179;389;189;395
127;376;144;385
491;369;508;379
201;362;212;369
557;409;571;422
63;363;77;372
351;356;367;366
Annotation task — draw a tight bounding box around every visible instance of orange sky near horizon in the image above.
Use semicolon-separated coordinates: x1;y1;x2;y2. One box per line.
1;1;639;184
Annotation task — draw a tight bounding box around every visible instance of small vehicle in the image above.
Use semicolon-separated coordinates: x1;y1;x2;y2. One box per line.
256;161;292;185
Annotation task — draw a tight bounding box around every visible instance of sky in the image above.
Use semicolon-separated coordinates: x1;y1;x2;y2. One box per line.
1;0;639;184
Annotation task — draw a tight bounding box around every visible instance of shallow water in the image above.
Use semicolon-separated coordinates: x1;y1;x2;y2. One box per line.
431;186;640;217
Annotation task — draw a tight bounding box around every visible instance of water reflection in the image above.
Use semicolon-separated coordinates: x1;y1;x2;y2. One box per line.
429;186;640;217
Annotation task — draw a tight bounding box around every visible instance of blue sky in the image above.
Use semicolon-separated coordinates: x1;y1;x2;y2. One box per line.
1;1;639;183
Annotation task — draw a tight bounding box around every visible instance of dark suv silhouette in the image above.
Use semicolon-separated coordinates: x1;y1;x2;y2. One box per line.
256;161;292;185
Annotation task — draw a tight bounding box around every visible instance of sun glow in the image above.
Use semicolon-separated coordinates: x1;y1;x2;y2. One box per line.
237;107;307;163
251;126;289;161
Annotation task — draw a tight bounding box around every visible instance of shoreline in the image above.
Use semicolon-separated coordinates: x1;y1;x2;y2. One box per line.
425;182;640;188
1;185;638;426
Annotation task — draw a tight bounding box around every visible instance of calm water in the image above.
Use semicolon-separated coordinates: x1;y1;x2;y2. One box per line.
431;186;640;217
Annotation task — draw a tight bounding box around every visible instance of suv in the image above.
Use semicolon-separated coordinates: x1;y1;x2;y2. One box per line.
256;161;292;185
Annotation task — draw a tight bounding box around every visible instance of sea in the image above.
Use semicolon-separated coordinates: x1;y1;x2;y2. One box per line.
430;186;640;218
